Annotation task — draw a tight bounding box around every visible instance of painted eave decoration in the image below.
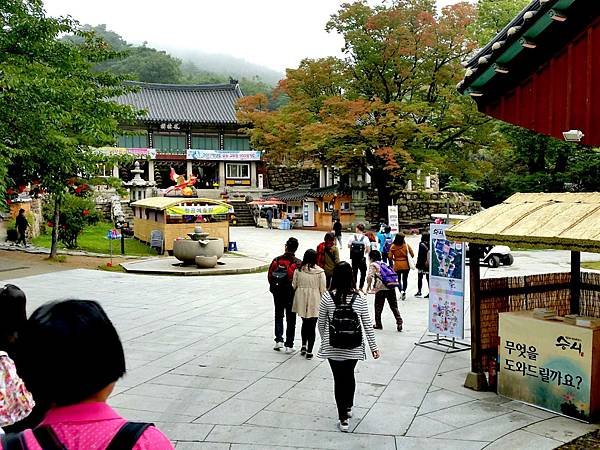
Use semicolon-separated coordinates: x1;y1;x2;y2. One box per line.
445;192;600;253
458;0;581;96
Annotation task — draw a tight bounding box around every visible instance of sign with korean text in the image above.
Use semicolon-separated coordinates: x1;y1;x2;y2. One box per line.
499;311;594;421
166;204;231;216
98;147;156;159
428;224;465;339
387;205;399;234
186;150;261;161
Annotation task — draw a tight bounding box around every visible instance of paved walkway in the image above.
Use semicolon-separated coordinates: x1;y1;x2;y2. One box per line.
4;227;599;449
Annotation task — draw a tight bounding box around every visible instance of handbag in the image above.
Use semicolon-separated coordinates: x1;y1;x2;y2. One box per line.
0;352;35;427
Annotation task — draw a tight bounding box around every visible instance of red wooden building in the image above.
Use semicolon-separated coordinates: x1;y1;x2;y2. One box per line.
458;0;600;147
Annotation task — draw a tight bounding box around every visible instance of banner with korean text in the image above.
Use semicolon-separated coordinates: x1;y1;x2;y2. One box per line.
498;311;594;421
387;205;399;234
428;224;466;339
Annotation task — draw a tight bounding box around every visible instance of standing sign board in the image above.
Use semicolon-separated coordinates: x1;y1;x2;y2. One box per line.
498;311;599;421
428;224;466;339
388;206;399;234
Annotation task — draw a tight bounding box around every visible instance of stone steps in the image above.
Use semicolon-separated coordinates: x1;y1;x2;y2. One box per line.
230;201;255;227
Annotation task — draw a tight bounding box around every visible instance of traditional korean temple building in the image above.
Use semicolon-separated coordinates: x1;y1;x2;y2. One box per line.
458;0;600;147
111;80;263;190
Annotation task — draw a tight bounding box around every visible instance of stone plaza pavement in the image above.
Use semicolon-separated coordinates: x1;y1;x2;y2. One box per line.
4;227;600;449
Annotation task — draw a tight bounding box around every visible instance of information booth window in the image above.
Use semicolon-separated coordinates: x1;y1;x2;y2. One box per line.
226;163;250;179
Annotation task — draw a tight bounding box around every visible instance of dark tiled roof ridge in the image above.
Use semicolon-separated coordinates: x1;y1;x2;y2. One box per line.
458;0;563;93
124;80;240;92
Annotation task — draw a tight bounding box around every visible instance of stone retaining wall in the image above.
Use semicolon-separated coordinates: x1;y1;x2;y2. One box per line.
267;165;319;191
365;190;481;224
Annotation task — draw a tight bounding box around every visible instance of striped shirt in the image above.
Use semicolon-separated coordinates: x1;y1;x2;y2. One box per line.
317;291;378;361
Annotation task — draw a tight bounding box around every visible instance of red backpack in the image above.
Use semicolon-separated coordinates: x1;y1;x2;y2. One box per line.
316;242;326;268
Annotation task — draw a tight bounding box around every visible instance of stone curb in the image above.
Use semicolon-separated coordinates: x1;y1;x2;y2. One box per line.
120;262;270;276
0;243;148;260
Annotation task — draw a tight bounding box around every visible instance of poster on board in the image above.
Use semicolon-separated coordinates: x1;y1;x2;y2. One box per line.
388;205;399;234
428;224;466;339
498;311;595;421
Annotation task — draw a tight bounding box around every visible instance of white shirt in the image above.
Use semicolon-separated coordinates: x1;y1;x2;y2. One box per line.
347;233;370;253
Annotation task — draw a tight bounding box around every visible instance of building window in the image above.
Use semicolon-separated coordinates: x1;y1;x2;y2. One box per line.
118;133;147;148
153;134;186;151
341;202;350;211
191;134;219;150
226;163;250;179
223;136;251;151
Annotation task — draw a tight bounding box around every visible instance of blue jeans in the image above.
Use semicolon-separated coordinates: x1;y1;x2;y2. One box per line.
273;291;296;347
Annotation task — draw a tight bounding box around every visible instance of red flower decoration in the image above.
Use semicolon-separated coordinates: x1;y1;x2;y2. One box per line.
6;188;14;195
82;209;89;216
47;221;54;227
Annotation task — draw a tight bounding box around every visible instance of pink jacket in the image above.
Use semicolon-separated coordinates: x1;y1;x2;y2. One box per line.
2;402;173;450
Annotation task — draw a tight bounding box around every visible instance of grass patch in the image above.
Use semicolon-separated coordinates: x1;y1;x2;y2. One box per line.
33;222;156;257
46;255;67;263
582;261;600;271
97;263;125;273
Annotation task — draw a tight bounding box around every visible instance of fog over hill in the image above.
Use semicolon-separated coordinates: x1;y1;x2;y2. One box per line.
167;48;284;85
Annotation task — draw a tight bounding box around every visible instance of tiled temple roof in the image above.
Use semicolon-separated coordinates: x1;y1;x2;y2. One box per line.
116;81;243;125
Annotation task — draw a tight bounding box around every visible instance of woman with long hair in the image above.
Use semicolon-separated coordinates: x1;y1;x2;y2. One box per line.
364;231;379;252
317;262;379;432
388;233;414;300
415;233;430;298
292;249;326;359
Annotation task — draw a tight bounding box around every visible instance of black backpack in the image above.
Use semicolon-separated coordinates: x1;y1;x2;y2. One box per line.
269;257;296;294
329;292;363;349
0;422;152;450
349;235;365;261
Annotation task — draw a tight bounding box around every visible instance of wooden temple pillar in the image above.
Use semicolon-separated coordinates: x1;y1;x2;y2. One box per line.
464;244;488;391
571;251;581;314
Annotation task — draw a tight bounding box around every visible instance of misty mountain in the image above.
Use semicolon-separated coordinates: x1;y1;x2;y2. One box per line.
168;49;283;85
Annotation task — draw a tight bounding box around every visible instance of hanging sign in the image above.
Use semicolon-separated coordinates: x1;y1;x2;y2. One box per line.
186;150;261;161
428;224;466;339
166;204;231;216
388;205;399;234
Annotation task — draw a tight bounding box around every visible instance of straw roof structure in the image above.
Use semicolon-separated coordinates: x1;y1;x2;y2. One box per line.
445;193;600;253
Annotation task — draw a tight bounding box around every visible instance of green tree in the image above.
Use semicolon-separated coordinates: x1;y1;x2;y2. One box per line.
470;0;530;45
1;0;137;257
240;1;502;218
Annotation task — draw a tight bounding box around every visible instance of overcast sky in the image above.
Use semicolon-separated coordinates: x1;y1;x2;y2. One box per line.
43;0;467;73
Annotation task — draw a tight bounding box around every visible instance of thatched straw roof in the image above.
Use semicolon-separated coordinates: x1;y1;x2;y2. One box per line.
445;193;600;253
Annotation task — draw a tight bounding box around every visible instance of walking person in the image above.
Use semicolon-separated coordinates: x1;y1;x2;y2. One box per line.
316;232;339;288
365;231;379;252
348;224;370;292
265;208;274;229
333;218;343;248
377;226;393;265
292;249;326;360
318;262;379;432
15;209;28;247
366;250;403;331
2;300;174;449
415;233;430;298
388;233;414;300
268;238;301;353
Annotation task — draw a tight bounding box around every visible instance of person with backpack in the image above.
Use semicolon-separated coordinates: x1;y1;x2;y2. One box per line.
316;232;339;287
317;262;379;433
388;233;415;301
377;226;393;265
1;299;173;449
415;233;430;298
292;250;326;360
347;224;370;292
366;250;403;331
268;237;301;353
